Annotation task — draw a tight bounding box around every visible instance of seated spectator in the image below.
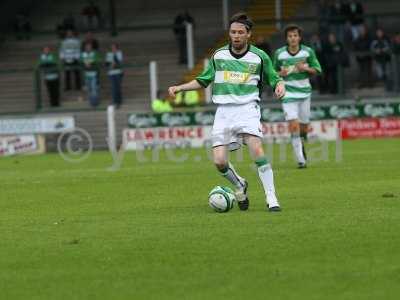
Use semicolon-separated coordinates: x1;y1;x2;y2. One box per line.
38;46;60;107
81;42;101;107
354;25;373;88
322;32;349;94
14;12;31;40
59;30;82;91
152;91;173;113
371;28;392;90
105;43;124;108
81;1;101;30
81;31;100;51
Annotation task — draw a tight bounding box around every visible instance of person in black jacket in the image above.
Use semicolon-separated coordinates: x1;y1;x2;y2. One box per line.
392;33;400;92
371;28;392;90
173;10;195;64
328;0;348;42
354;25;373;88
255;35;272;57
322;32;349;93
310;33;326;93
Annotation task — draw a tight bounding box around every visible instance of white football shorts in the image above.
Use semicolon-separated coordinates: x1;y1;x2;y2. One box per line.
212;101;263;151
282;97;311;123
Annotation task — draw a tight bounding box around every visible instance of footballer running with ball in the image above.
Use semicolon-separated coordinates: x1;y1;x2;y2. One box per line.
168;12;285;212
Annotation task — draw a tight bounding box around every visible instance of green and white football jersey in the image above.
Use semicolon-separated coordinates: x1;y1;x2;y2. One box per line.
196;44;282;105
273;45;322;103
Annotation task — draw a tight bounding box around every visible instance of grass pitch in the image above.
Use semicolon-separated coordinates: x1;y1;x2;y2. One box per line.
0;138;399;299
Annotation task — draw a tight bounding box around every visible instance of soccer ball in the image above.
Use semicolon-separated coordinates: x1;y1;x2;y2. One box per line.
208;186;236;213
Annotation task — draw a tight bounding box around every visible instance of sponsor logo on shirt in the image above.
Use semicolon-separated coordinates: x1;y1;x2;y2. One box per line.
223;71;250;83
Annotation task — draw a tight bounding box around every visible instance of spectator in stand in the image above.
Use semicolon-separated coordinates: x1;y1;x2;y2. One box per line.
354;25;373;88
340;0;354;46
59;30;82;91
14;12;31;40
391;33;400;92
392;33;400;55
81;1;101;30
255;35;272;57
81;31;99;51
317;0;330;38
328;0;347;42
371;28;392;90
310;33;326;93
38;46;60;107
347;0;364;41
105;43;124;108
81;42;101;107
322;32;349;94
56;13;76;39
173;10;195;64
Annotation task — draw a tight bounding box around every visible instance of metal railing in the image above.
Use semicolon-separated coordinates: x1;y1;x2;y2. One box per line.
4;10;400;115
33;62;147;111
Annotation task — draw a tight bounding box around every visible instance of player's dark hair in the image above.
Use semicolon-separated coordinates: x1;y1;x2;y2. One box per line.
284;24;303;39
229;12;254;31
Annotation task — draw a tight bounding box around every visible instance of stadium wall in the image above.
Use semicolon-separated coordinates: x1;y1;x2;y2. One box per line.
2;100;399;157
0;0;37;33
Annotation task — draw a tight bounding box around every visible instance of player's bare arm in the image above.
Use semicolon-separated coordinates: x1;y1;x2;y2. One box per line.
168;80;202;97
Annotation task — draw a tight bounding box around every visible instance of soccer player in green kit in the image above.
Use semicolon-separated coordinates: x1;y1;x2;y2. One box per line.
273;24;322;168
168;13;285;212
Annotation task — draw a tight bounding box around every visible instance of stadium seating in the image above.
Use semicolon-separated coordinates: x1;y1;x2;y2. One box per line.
0;0;249;113
1;0;399;115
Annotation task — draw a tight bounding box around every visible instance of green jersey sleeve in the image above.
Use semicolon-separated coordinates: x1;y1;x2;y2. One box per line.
272;50;281;72
307;48;322;73
263;53;283;89
196;58;215;88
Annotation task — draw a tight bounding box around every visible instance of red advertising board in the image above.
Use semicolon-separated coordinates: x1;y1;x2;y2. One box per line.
123;120;338;150
340;117;400;139
261;120;337;141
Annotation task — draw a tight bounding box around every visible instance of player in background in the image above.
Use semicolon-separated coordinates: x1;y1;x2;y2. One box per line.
273;24;322;168
168;13;285;212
